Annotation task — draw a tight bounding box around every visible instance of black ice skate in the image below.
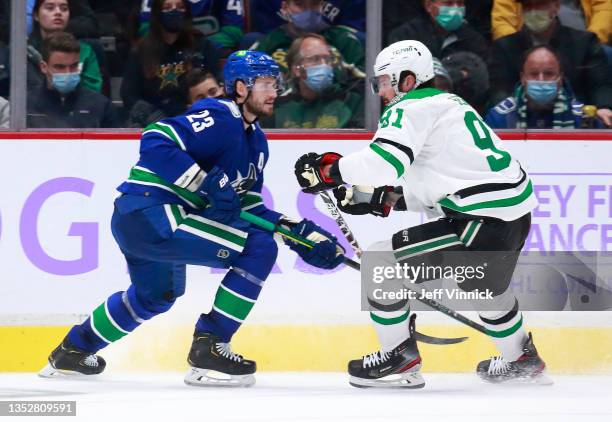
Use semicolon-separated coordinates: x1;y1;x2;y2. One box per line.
184;332;256;387
348;314;425;388
477;332;552;385
38;337;106;378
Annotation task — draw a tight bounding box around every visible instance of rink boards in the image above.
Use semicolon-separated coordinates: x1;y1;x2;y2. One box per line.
0;131;611;373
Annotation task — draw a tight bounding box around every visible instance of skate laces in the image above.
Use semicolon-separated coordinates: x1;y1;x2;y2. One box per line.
82;355;99;367
215;343;243;362
487;356;511;375
363;350;391;368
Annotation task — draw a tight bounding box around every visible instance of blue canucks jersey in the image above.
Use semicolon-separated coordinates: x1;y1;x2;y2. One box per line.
117;98;282;223
139;0;244;35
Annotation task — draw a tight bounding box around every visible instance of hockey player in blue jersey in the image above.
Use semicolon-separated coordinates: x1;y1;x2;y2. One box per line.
39;50;345;387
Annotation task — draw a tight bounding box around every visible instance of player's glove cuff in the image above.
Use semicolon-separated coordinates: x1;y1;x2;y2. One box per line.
333;185;395;217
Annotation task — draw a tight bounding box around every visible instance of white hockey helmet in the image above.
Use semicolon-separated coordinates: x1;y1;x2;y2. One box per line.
371;40;435;95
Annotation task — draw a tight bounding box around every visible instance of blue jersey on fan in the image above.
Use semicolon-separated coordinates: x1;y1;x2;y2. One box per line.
139;0;244;44
117;97;281;223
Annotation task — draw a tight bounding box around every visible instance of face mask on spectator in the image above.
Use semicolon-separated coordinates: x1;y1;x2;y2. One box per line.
161;9;186;33
304;63;334;92
526;80;558;104
436;6;465;31
290;10;326;32
52;71;81;94
523;10;553;32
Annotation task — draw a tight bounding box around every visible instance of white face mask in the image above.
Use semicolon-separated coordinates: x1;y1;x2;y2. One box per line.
523;10;553;33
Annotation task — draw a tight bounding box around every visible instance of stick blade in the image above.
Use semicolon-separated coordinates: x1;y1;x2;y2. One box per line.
415;331;468;345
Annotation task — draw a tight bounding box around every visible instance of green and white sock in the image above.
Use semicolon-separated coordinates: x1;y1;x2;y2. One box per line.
370;308;411;352
479;301;527;361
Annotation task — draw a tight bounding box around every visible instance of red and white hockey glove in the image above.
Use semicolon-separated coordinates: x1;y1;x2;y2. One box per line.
294;152;343;193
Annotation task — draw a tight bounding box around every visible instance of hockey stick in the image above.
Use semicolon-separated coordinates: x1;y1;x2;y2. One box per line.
240;211;360;270
240;210;467;345
319;191;363;257
316;192;489;337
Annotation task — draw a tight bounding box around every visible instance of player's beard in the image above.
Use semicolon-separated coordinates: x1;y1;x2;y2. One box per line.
244;95;275;118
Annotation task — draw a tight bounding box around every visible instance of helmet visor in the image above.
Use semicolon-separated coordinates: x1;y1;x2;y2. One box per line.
369;75;393;95
251;74;285;94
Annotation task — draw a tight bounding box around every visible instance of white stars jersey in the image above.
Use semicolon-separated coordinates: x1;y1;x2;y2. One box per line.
338;88;537;221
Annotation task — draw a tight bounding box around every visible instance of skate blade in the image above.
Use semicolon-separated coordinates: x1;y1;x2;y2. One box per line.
349;369;425;389
38;363;99;379
184;367;255;388
480;370;554;386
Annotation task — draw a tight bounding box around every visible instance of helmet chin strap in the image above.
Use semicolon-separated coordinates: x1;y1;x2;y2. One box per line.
237;91;259;126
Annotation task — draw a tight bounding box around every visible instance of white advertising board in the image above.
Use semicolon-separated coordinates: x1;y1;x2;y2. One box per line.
0;136;610;324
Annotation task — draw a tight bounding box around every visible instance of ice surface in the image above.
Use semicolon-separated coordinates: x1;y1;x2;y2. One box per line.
0;372;610;422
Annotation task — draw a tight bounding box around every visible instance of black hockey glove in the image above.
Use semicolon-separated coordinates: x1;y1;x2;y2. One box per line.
333;185;407;217
294;152;343;193
332;186;393;217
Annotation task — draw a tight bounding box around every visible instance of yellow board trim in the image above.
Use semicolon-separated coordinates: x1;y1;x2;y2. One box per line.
1;325;611;374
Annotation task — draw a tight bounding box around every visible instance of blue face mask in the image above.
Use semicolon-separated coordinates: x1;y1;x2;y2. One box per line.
304;64;334;92
290;10;326;32
436;6;465;31
51;72;81;94
526;80;558;104
161;9;186;33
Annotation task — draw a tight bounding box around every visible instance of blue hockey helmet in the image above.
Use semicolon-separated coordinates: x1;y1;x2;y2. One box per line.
223;50;281;96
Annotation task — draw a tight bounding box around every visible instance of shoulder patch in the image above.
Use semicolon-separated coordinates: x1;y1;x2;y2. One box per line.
494;98;517;115
218;100;242;118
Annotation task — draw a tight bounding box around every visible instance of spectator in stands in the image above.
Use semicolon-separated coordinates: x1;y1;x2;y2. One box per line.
2;0;102;42
137;0;244;56
489;0;612;126
432;57;453;92
28;0;103;92
0;95;8;128
266;33;363;128
384;0;493;45
0;41;8;98
492;0;611;45
121;0;220;128
251;0;364;76
181;68;223;107
485;45;590;128
0;0;10;44
249;0;365;45
387;0;490;63
442;51;490;115
26;32;119;128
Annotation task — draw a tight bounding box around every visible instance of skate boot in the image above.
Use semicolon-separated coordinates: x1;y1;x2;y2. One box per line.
184;332;256;387
38;337;106;378
477;332;552;385
348;314;425;388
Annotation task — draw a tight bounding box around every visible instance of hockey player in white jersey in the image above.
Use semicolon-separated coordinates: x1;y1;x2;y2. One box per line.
294;40;549;388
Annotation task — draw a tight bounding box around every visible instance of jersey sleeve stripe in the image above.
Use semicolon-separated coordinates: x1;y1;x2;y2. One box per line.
374;138;414;164
173;163;206;192
143;122;186;151
369;142;405;178
127;166;205;208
